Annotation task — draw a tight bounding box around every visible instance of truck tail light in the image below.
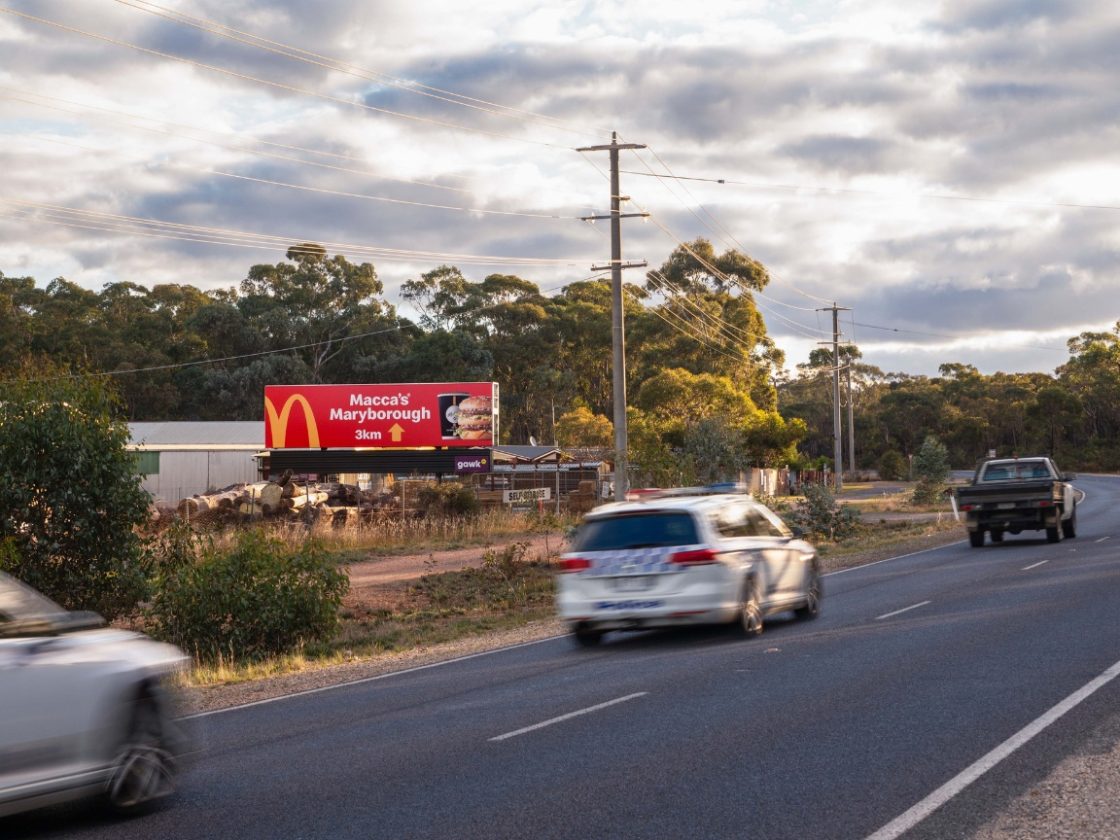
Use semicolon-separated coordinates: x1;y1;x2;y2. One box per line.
959;503;975;511
1037;500;1053;508
560;557;591;573
670;548;720;565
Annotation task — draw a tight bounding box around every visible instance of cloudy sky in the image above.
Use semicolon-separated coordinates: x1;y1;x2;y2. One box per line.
2;0;1118;377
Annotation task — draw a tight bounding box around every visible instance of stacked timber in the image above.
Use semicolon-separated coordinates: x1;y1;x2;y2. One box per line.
157;479;394;528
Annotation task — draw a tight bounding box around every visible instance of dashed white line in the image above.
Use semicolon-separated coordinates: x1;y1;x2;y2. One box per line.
489;692;648;742
1022;560;1050;571
866;657;1120;840
1095;536;1111;543
875;600;932;621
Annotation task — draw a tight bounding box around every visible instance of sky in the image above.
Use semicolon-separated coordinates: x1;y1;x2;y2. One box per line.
2;0;1118;378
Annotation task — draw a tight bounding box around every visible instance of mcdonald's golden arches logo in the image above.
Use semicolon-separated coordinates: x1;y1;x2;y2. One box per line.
265;393;321;448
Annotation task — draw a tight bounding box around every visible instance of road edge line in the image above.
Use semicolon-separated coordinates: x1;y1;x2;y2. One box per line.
183;635;563;719
865;657;1120;840
824;540;966;577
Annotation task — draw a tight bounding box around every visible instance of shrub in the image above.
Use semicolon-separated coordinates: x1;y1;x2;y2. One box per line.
878;450;907;481
0;364;151;620
147;529;349;663
415;481;480;517
911;436;950;505
788;482;860;541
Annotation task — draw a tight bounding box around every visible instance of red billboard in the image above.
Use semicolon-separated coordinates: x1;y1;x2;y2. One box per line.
264;383;498;449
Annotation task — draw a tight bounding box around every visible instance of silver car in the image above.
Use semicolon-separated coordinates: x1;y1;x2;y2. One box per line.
0;572;190;817
557;489;821;646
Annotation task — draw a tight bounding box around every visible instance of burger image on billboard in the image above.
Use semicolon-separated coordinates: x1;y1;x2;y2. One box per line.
438;392;470;438
454;395;493;440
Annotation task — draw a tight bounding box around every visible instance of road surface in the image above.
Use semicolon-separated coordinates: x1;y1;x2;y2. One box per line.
8;476;1120;839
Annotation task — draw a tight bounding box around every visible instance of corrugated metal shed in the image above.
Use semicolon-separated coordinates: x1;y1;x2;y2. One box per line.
127;422;263;503
128;422;262;450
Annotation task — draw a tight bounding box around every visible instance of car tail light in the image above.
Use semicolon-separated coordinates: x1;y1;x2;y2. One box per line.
560;557;592;573
670;548;720;565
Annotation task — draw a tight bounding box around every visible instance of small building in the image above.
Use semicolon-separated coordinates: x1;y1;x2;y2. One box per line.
128;422;263;504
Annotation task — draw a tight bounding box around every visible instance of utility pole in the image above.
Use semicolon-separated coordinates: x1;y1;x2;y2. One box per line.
817;304;849;492
578;131;648;501
846;358;856;476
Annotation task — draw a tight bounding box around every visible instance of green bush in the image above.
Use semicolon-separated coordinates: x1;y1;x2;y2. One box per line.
878;450;907;481
147;529;349;663
788;482;860;541
415;481;480;517
911;435;950;505
0;364;152;620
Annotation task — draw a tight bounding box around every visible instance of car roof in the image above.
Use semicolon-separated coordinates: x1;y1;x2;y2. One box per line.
584;492;751;519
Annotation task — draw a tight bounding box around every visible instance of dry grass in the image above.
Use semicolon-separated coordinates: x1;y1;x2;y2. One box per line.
199;508;575;559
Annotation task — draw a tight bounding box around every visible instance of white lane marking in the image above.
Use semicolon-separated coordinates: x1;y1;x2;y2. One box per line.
866;657;1120;840
489;692;648;742
183;635;561;719
1096;536;1110;543
825;542;966;577
875;601;931;621
1022;560;1049;571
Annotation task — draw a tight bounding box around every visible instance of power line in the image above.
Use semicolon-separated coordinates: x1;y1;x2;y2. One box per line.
0;199;592;267
2;88;477;194
24;133;585;222
625;143;832;306
619;169;1120;214
0;7;568;150
851;320;1069;353
113;0;608;140
3;323;408;385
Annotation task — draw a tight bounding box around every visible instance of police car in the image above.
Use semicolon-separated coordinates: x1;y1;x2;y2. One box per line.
556;487;821;646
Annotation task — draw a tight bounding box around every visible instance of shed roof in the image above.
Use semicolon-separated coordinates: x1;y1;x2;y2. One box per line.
128;421;263;449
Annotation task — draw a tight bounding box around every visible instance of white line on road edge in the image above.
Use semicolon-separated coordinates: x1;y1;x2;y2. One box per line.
183;635;562;719
865;657;1120;840
875;601;931;621
1096;536;1111;543
1022;560;1050;571
489;692;648;742
825;541;966;577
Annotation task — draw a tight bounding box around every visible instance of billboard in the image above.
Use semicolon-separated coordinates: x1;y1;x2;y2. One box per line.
265;383;498;449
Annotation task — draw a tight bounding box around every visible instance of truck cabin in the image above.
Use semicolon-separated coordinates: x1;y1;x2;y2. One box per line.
979;460;1053;482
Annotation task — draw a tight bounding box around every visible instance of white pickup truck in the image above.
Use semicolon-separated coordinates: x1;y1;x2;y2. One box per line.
954;456;1077;547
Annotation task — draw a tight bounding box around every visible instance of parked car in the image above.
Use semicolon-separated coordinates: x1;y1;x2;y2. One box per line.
556;488;821;646
0;572;190;818
954;456;1077;547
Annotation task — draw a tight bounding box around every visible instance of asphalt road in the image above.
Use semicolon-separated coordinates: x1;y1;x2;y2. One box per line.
9;477;1120;839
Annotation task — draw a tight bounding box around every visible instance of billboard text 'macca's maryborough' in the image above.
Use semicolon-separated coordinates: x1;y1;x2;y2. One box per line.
264;383;498;449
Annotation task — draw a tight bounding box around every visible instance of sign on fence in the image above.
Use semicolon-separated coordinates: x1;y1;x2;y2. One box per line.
503;487;551;504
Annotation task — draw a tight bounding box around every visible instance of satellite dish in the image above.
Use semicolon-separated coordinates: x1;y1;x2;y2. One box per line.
529;436;538;446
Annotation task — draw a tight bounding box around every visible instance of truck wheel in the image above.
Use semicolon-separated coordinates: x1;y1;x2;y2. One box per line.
968;530;985;548
1046;524;1063;543
1062;506;1077;539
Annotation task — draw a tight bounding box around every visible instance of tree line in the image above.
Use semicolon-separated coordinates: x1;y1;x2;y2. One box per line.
782;339;1120;473
4;240;1117;476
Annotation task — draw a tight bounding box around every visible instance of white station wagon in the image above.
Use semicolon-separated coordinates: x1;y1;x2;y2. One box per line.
557;489;822;646
0;571;190;818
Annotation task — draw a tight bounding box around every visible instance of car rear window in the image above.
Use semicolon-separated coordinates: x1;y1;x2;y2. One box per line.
574;512;701;551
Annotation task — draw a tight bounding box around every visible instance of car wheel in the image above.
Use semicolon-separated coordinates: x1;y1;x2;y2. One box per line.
990;530;1004;543
105;695;178;814
1046;523;1063;543
1062;506;1077;539
968;530;985;548
738;579;763;637
794;564;822;620
572;625;604;648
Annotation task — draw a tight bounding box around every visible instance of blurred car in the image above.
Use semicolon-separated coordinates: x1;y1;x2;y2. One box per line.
557;488;821;646
0;571;189;817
